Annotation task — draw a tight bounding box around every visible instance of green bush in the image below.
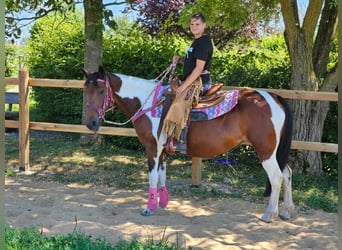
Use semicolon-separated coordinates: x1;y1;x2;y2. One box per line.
211;35;291;88
5;43;18;77
102;19;187;78
25;10;84;124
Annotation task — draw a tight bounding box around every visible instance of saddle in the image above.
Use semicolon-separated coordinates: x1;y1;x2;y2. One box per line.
193;83;225;109
165;77;225;110
162;78;225;120
158;80;229;154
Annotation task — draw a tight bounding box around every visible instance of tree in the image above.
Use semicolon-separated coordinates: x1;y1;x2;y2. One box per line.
81;0;139;144
135;0;194;36
5;0;140;144
280;0;338;174
5;0;76;41
134;0;281;48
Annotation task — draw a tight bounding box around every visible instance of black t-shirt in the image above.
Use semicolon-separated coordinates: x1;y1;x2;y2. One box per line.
183;34;213;82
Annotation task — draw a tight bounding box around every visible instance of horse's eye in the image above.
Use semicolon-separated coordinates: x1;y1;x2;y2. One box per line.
99;89;105;95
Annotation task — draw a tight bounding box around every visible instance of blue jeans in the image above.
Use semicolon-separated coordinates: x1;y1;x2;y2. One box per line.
200;74;212;96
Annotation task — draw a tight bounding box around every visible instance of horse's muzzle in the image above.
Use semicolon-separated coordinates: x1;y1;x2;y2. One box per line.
86;118;100;131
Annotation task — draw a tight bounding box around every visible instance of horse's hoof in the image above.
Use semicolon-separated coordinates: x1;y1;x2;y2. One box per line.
279;210;291;220
141;208;154;216
260;213;273;223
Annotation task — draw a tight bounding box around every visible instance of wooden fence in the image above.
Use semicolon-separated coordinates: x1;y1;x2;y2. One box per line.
5;69;338;184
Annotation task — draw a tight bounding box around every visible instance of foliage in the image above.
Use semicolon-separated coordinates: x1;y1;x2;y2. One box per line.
27;10;84;79
135;0;194;36
25;10;85;124
5;0;142;42
5;0;76;41
101;17;188;148
134;0;281;48
211;35;291;89
5;226;184;250
103;21;187;79
5;43;19;77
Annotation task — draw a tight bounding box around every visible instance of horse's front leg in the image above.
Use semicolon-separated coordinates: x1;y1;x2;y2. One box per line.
141;157;159;216
141;138;169;216
158;160;169;208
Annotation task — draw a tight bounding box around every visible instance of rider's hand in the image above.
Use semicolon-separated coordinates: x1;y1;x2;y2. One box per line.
176;83;187;96
173;55;183;64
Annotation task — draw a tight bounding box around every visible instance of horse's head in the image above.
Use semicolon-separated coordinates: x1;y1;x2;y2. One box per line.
83;65;121;131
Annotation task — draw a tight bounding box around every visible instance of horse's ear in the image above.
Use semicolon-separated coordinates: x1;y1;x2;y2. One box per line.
82;69;90;78
98;65;105;78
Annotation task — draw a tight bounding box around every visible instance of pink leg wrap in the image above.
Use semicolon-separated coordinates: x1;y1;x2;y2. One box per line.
159;186;169;208
147;187;158;210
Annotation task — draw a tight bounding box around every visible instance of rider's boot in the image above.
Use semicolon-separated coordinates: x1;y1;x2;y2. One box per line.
165;135;176;155
174;126;188;154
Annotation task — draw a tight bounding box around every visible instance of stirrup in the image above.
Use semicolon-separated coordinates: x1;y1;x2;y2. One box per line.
174;140;187;154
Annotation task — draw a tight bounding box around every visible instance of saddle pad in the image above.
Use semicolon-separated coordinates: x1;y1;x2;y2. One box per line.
151;85;239;120
151;85;169;117
191;90;239;120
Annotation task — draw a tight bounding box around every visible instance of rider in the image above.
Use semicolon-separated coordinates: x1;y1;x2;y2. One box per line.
162;13;213;153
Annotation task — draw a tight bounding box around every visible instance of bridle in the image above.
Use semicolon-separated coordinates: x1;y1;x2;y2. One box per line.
86;73;115;121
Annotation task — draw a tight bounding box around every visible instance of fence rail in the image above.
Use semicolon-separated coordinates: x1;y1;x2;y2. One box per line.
5;69;338;182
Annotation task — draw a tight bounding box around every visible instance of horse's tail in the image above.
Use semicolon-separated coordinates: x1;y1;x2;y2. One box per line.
263;95;293;197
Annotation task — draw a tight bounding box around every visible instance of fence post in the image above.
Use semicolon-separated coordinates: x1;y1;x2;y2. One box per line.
191;157;202;186
19;69;30;171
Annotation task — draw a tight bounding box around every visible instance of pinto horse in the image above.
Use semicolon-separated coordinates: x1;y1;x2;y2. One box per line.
83;65;294;223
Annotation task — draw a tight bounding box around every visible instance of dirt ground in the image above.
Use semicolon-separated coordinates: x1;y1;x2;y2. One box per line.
5;176;337;250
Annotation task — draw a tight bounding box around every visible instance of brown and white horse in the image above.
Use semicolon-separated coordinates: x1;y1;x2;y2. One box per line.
83;65;294;222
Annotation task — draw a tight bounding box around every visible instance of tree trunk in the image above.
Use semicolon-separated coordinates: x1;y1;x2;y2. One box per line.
81;0;103;145
280;0;337;175
83;0;103;72
286;31;326;175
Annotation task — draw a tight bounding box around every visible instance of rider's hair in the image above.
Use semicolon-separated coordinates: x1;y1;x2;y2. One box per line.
190;13;206;23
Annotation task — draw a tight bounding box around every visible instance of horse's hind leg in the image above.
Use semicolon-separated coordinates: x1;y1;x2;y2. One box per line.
260;156;283;223
279;164;294;220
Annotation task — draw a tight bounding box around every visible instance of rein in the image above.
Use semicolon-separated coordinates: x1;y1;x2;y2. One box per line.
98;60;178;126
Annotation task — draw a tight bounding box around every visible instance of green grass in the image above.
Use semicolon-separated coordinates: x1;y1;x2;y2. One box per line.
5;226;185;250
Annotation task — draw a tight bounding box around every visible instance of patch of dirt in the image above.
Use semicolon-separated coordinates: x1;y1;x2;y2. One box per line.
5;177;337;250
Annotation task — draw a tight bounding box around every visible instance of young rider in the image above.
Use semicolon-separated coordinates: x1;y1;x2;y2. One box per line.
162;13;213;153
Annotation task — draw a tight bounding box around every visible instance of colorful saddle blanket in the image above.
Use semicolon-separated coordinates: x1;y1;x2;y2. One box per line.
151;85;239;120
